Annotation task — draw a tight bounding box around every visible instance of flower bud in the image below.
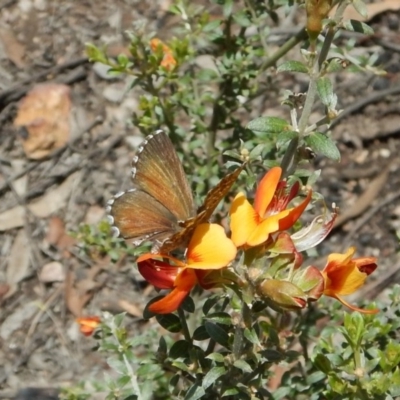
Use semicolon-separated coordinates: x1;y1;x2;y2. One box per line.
306;0;333;42
292;266;324;301
258;279;307;310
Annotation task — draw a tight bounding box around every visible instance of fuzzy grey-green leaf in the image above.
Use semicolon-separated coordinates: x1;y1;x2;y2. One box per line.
247;117;289;134
277;60;308;74
316;77;334;107
304;132;341;161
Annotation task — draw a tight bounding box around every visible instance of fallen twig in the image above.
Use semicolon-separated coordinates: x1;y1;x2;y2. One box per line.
0;57;88;108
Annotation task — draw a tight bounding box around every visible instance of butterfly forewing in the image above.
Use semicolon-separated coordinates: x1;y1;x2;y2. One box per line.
160;163;246;252
133;131;195;222
108;189;180;245
197;163;246;222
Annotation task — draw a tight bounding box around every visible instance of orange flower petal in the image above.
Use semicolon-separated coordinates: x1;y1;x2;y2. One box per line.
329;294;379;315
148;269;197;314
161;53;177;70
230;192;259;247
76;316;101;336
323;262;368;296
325;247;356;271
137;258;179;289
187;224;237;269
354;257;377;275
254;167;282;216
276;188;312;231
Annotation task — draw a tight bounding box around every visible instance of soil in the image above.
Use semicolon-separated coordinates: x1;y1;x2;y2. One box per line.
0;1;399;399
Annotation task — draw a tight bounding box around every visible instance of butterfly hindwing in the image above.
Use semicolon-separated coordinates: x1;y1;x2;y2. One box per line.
107;188;180;245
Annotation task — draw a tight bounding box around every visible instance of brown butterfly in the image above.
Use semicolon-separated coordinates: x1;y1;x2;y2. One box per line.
107;130;245;253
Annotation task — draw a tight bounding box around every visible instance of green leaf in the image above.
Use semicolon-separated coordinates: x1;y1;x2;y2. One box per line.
316;77;335;107
223;0;233;17
344;312;365;347
233;359;252;373
155;313;182;333
172;361;191;373
202;366;226;389
169;340;192;359
158;336;167;354
185;383;206;400
222;387;240;397
307;371;326;385
247;117;289;135
304;132;341;161
277;61;308;74
203;20;221;32
243;328;260;345
193;326;210;341
206;312;232;325
203;296;219;315
249;144;265;159
276;130;298;149
352;0;368;19
233;11;252;27
313;354;332;374
181;296;195;313
206;352;225;363
343;19;374;35
205;321;230;349
85;43;108;64
169;375;180;394
107;357;126;374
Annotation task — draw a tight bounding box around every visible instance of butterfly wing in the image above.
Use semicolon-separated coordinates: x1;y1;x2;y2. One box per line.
160;163;246;253
132;130;196;222
107;189;181;246
108;130;196;251
197;163;246;222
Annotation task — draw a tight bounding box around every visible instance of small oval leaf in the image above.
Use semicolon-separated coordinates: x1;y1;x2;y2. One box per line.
155;313;182;333
202;366;226;389
169;340;192;359
205;321;230;349
247;117;289;135
304;132;341;161
277;60;308;74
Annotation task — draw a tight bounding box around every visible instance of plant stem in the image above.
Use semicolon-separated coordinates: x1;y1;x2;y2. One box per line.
178;307;192;343
123;353;143;400
280;137;299;178
260;28;308;71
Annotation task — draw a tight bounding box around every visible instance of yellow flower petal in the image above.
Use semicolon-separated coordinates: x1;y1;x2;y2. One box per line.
230;192;259;247
187;223;237;269
324;262;368;296
254;167;282;216
246;210;292;246
326;247;356;269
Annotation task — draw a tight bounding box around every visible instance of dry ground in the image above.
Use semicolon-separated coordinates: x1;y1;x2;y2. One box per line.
0;1;400;398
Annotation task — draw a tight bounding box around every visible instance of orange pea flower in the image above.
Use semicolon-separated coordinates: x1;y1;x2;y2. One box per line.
137;223;237;314
76;316;101;337
322;247;378;314
230;167;312;248
150;38;177;70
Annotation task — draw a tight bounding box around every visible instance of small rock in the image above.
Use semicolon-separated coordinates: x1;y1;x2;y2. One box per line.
39;261;65;283
92;62;116;80
103;84;125;103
